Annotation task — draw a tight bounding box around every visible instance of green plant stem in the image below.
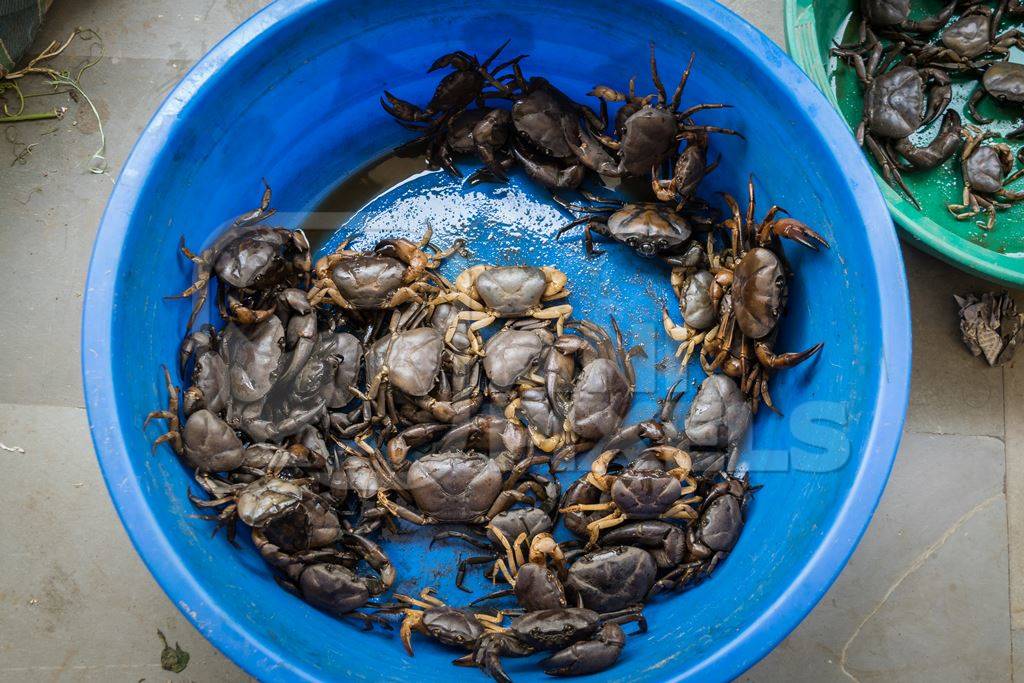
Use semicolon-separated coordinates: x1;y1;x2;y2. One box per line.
0;110;60;123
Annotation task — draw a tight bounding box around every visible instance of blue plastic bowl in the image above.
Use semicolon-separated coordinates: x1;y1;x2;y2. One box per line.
82;0;911;680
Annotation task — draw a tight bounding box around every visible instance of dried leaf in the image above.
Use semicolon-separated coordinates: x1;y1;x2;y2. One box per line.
157;629;190;674
956;291;1024;367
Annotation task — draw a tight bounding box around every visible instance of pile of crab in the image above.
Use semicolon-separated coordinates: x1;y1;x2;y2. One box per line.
382;40;738;208
146;44;832;683
832;0;1024;228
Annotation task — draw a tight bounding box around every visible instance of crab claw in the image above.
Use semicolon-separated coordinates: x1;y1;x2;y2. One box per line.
755;341;824;369
380;91;429;123
429;51;471;73
541;623;626;677
587;85;627;102
770;218;830;250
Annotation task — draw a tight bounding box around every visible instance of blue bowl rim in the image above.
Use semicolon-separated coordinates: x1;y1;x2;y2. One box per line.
81;0;911;680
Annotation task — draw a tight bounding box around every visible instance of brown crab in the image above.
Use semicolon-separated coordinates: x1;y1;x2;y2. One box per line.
307;226;461;310
673;179;828;411
432;265;572;351
560;446;700;546
947;126;1024;230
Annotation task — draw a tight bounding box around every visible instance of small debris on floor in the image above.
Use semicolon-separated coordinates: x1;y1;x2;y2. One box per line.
0;442;25;453
955;292;1024;366
157;629;190;673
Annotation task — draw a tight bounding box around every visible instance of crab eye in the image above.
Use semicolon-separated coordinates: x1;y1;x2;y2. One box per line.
657;239;668;249
627;237;638;247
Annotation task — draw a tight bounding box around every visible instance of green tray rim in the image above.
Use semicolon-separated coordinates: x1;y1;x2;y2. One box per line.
783;0;1024;288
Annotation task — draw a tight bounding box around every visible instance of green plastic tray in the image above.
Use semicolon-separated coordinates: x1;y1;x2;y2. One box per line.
784;0;1024;287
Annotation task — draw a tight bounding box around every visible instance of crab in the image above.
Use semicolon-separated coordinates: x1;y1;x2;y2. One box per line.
661;261;725;366
463;70;599;190
393;588;506;656
471;530;569;611
334;448;406;535
215;310;339;443
528;318;641;465
565;544;658;612
460;607;646;683
255;529;394;628
683;375;753;449
651;127;719;210
376;449;548;526
947;126;1024;230
514;386;565;454
832;40;963;208
967;61;1024;138
380;42;521;127
432;265;572;350
431;507;555;591
919;4;1024;70
560;446;700;546
663;179;828;410
560;318;641;447
481;326;554;401
400;107;513;181
558;477;610;542
582;45;740;178
363;316;486;427
554;192;692;258
653;473;756;591
187;474;339;546
146;367;246;473
855;0;958;38
172;184;310;329
509;75;591;161
307;226;462;310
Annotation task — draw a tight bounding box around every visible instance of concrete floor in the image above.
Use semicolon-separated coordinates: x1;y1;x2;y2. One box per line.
0;1;1020;681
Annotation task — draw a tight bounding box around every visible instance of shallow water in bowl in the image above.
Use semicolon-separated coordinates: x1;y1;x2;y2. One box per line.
827;4;1024;255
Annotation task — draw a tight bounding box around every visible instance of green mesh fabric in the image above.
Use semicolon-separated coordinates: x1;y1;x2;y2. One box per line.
0;0;51;74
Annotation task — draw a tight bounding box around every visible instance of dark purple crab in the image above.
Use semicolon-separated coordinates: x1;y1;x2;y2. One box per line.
381;41;521;127
460;607;646;683
578;44;740;178
554;191;692;258
171;183;310;329
919;4;1024;70
375;449;547;527
967;61;1024;139
833;41;963;209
